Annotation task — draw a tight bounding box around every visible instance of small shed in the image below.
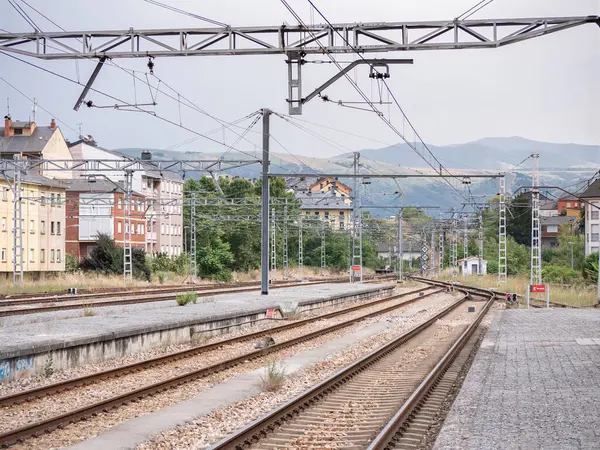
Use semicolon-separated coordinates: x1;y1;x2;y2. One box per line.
458;256;487;276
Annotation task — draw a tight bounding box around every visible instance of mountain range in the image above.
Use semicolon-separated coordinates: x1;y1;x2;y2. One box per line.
119;136;599;215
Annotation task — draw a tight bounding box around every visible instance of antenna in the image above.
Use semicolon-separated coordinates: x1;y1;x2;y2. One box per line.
78;123;83;138
31;98;37;122
6;98;9;116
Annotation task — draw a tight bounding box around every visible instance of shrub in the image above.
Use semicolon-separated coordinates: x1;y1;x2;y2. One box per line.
542;265;580;284
66;253;80;273
260;361;286;392
583;252;598;284
175;291;197;306
157;272;166;284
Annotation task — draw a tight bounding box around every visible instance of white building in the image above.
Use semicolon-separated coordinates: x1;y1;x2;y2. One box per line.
458;257;488;276
68;140;184;257
581;179;600;256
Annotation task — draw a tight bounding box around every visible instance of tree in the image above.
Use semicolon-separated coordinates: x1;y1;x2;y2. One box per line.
583;252;598;284
506;194;531;246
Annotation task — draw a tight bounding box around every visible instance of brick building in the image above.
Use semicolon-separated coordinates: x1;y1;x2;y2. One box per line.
63;179;146;260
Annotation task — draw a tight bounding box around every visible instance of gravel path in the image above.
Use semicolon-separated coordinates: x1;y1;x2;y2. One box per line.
5;290;451;448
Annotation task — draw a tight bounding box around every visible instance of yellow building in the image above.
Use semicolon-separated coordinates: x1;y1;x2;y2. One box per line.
0;174;66;279
299;191;353;230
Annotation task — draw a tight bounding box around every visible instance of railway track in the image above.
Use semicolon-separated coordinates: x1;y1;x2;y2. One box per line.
0;275;395;317
0;284;439;447
208;287;494;450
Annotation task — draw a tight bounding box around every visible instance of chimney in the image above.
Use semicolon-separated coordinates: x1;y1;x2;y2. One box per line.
141;151;152;161
50;119;56;129
4;114;11;137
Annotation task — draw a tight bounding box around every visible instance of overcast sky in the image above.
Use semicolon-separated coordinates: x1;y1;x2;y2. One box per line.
0;0;598;160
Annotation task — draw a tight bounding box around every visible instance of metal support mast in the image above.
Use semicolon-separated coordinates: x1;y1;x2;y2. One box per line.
351;152;363;282
298;214;303;280
462;215;468;278
451;219;458;278
498;176;507;284
478;213;484;277
397;209;403;281
190;192;197;283
530;153;542;285
438;228;444;273
12;155;23;285
283;205;289;280
270;206;276;279
123;170;133;281
261;108;271;295
420;231;429;275
430;229;436;273
320;220;326;275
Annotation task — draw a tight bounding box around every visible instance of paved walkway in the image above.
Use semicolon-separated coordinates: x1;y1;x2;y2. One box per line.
0;283;391;358
434;309;600;450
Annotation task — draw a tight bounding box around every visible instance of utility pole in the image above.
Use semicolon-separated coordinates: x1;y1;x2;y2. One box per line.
320;219;326;275
12;155;23;285
190;192;197;283
123;170;133;281
463;215;468;279
430;228;436;273
271;206;276;279
351;152;362;282
478;213;484;276
261;108;271;295
530;153;542;285
451;219;458;278
498;176;507;284
396;209;403;282
283;204;289;280
438;227;444;273
420;230;428;275
298;213;303;280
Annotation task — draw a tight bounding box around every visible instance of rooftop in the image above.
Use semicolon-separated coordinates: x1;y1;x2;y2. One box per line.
580;179;600;199
541;216;576;226
0;126;56;154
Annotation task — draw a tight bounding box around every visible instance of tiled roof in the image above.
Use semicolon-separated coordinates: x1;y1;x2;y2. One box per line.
541;216;576;226
298;191;352;211
580;179;600;199
0;126;55;153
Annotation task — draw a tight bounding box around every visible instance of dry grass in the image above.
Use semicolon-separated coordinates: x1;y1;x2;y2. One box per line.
443;274;597;307
260;361;286;392
175;292;198;306
82;305;96;317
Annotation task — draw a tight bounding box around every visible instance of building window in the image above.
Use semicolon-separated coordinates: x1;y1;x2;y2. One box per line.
1;188;7;201
40;194;46;205
1;217;5;231
51;221;55;234
29;190;34;204
30;248;34;262
566;202;571;208
117;221;122;233
57;250;62;263
50;249;55;262
57;222;61;235
40;249;45;263
547;225;558;233
118;198;123;209
141;224;145;234
41;221;46;234
1;248;5;262
57;193;62;207
51;193;56;206
30;220;35;233
592;210;600;220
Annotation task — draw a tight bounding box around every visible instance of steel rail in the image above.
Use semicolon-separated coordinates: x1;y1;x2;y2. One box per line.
0;283;426;407
209;290;470;450
0;286;441;446
367;292;495;449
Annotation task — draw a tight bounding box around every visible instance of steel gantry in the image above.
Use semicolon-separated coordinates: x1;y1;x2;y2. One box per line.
2;16;597;115
351;152;362;282
282;205;289;280
123;170;134;280
11;155;23;284
190;192;197;283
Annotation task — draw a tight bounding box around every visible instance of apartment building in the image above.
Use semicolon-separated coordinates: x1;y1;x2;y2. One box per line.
298;190;353;230
581;179;600;255
0;174;66;278
1;115;74;179
63;179;146;260
69;141;184;257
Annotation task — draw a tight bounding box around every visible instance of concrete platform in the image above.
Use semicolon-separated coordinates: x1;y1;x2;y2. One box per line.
0;282;393;383
434;309;600;450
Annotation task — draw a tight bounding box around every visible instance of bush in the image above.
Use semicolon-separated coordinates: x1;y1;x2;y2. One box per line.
542;265;580;284
66;253;80;273
80;233;151;281
486;260;499;275
260;361;286;392
583;252;598;284
175;291;197;306
157;272;166;284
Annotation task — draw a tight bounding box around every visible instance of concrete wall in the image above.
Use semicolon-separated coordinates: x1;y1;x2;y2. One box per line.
41;128;74;179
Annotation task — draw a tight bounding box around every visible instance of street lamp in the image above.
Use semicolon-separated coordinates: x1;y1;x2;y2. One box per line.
568;242;574;269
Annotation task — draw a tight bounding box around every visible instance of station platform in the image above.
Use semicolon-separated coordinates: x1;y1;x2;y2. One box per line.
0;282;394;382
434;309;600;450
